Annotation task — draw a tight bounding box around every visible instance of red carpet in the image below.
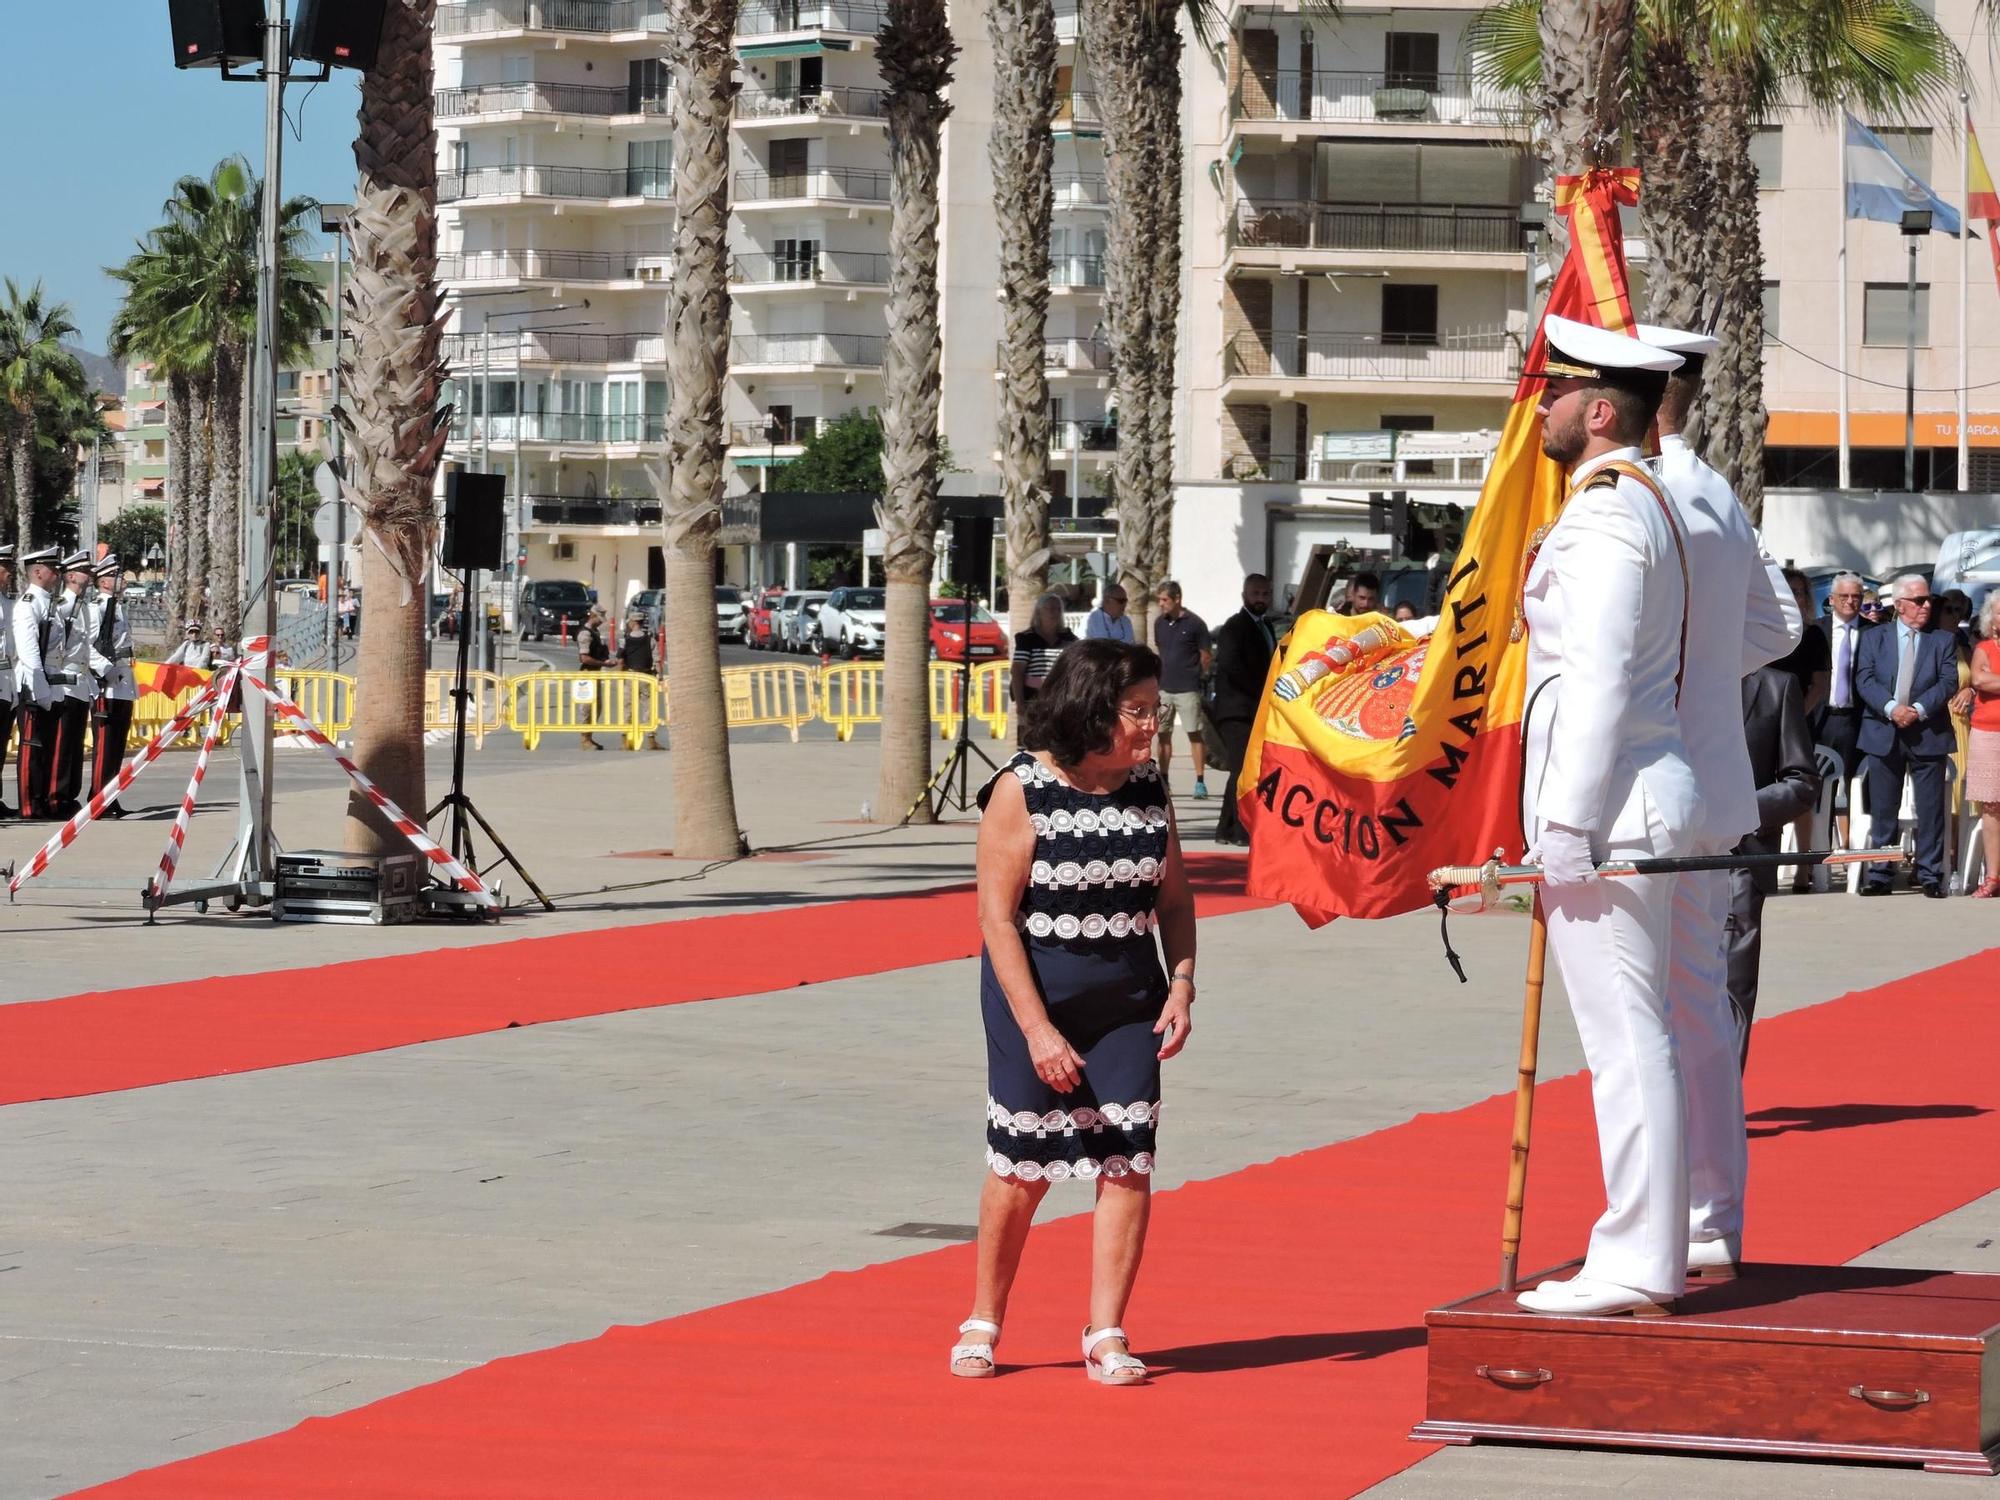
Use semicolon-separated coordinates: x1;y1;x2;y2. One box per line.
0;854;1264;1107
70;947;2000;1499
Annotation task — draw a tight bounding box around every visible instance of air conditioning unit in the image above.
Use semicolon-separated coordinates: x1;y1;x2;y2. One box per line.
554;540;578;561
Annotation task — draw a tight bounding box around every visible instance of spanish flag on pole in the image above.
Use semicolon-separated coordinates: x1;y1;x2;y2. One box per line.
1970;113;2000;294
1237;170;1644;924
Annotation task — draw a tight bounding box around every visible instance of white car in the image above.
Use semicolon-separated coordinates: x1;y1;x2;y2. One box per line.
776;590;828;652
714;585;747;641
813;586;887;658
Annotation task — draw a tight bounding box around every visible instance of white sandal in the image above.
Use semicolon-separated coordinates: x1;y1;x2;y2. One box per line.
1082;1325;1148;1385
949;1318;1001;1378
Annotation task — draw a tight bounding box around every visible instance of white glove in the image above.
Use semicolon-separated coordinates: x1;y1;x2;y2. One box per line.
1532;824;1598;887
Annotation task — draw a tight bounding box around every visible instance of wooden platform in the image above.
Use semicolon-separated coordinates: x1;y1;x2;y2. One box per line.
1413;1261;2000;1475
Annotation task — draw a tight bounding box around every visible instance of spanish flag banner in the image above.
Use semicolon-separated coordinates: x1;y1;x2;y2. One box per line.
135;660;212;705
1238;170;1643;924
1969;113;2000;294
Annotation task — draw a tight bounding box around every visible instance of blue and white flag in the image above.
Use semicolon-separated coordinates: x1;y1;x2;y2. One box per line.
1845;114;1963;234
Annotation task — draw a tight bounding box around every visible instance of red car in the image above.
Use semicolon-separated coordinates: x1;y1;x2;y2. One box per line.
928;598;1008;662
744;585;788;649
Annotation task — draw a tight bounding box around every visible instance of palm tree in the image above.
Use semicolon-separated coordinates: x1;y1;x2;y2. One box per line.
341;0;447;855
108;277;207;625
987;0;1058;639
874;0;957;823
0;279;81;550
657;0;747;860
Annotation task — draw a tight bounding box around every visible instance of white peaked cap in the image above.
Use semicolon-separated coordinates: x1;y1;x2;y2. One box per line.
1635;322;1721;358
1539;313;1684;378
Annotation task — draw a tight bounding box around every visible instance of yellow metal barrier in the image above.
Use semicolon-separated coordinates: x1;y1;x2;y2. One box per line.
973;661;1012;740
720;664;819;740
424;669;506;747
273;671;356;739
508;670;662;751
819;662;885;742
132;683;224;747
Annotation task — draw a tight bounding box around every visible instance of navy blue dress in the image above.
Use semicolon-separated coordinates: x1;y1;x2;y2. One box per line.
976;750;1172;1183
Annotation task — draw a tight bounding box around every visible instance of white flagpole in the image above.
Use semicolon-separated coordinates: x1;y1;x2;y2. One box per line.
1960;93;1971;491
1838;110;1852;489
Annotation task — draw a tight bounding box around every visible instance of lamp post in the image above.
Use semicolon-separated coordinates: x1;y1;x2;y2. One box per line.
318;202;351;670
1899;207;1932;492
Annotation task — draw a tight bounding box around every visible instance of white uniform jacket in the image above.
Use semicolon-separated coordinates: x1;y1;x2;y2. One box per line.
1522;446;1701;851
1651;436;1802;846
12;583;57;709
0;592;14;704
88;593;139;702
56;589;95;702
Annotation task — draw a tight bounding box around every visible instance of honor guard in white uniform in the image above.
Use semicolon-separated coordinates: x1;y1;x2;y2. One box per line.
89;554;139;816
0;545;16;817
12;546;63;818
1515;317;1701;1317
1638;325;1804;1284
50;550;97;814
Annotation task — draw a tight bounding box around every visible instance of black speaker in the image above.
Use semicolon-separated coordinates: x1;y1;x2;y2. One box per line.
443;472;506;571
292;0;389;72
169;0;263;69
946;517;996;594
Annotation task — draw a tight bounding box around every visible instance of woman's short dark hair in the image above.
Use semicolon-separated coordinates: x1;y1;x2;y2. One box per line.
1021;639;1160;766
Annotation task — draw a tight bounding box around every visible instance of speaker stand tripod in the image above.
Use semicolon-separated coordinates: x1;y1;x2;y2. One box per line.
906;592;998;822
428;564;553;912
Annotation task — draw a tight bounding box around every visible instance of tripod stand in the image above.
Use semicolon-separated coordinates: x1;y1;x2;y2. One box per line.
428;564;553;911
909;590;999;821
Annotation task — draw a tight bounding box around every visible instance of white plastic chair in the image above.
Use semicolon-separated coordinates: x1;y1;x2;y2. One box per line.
1846;771;1918;893
1799;745;1846;892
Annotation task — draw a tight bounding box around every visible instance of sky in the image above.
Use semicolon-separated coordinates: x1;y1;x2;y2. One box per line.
0;9;364;354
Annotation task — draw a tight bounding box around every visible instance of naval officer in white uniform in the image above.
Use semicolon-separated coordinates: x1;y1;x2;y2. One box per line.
1517;316;1701;1317
1639;325;1802;1284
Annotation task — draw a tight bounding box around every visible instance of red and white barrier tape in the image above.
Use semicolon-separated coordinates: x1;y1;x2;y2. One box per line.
150;662;242;903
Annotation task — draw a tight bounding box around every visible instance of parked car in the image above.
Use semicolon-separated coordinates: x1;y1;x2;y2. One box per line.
744;585;788;649
814;586;887;657
518;578;592;641
927;598;1008;662
629;589;664;634
715;585;747;641
777;590;829;652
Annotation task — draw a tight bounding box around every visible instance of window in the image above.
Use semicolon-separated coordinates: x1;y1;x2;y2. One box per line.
1383;32;1441;90
768;137;809;192
627;58;670;112
773;236;820;280
1863;281;1930;346
1380;284;1439;346
1871;126;1932;182
1748;126;1782;189
1380;414;1434;431
626;139;672;198
1761;281;1780;344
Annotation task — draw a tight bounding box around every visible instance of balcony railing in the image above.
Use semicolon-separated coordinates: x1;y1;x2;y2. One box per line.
1052;174;1109;207
455;414;666;446
1230;69;1526;128
1229;201;1526;255
1051;419;1118;453
735;84;888;121
434;81;670;119
438;250;672;283
729;417;819;445
438;164;675;204
735;0;889;37
1224;329;1517;384
733;166;891;203
1049;255;1106;289
437;0;668;38
442;330;667;365
1220;450;1302;483
731;250;890;286
1033;335;1111;373
527;496;664;525
731;333;886;367
1052;92;1102;130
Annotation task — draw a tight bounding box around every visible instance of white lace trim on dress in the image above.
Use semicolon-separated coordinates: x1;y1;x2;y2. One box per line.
987;1146;1155;1182
987;1095;1162;1137
1015;909;1157;939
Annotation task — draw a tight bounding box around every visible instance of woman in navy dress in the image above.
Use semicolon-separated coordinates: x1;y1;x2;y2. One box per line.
948;640;1197;1386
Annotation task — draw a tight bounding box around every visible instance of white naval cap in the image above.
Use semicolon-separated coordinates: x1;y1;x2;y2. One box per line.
1635;322;1721;358
1537;314;1685;381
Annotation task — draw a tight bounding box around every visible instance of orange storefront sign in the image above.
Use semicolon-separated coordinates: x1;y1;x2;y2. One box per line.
1767;410;2000;449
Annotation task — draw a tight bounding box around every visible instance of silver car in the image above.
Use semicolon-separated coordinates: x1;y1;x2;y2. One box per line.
776;590;829;653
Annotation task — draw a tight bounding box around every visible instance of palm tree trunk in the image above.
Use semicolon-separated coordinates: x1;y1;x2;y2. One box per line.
184;377;214;628
874;0;956;824
1699;59;1766;520
7;416;30;551
660;0;746;860
209;342;246;634
343;0;447;854
1534;0;1636;257
1635;38;1709;358
988;0;1057;640
1139;14;1184;600
166;372;193;624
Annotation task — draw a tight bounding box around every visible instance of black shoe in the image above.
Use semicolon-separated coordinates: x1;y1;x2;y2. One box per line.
1859;884;1891;897
104;803;129;820
52;799;81;819
1922;883;1946;899
1214;830;1250;846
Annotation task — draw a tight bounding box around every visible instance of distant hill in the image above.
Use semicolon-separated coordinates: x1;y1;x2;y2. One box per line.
63;346;125;398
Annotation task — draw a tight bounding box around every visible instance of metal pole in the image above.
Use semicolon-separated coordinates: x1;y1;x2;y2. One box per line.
478;311;492;670
1906;233;1919;492
327;224;345;670
1837;112;1851;489
81;438;101;554
1960;91;1972;492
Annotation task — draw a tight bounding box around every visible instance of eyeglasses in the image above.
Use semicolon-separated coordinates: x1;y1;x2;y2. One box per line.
1896;596;1932;610
1118;705;1162;728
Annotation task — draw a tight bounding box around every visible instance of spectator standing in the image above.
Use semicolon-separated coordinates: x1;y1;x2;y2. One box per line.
1209;573;1279;845
1083;586;1134;643
1150;581;1212;798
1336;570;1382;616
1816;572;1870;793
163;621;212;668
1772;568;1830;715
1856;574;1955;897
1965;594;2000;897
1010;592;1076;716
620;613;664;751
338;587;359;638
576;607;611;751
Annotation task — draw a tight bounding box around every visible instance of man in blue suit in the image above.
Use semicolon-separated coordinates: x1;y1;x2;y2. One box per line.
1856;573;1956;897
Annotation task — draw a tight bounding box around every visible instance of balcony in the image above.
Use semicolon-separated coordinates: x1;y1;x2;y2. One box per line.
1223;329;1517;387
438;164;675;205
1311;429;1498;484
454;414;666;446
733;166;891;205
1019;335;1110;375
1052;174;1108;208
1051;419;1118;454
442;329;667;365
434;81;672;121
437;0;668;39
735;84;888;122
438;250;673;285
527;495;664;526
1229;201;1525;256
729;416;818;445
1049;255;1106;290
1229;69;1525;129
1052;92;1102;133
735;0;888;39
730;250;889;288
731;332;885;369
1220;450;1302;483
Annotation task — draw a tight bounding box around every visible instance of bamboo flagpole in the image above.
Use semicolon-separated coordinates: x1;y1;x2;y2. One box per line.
1500;894;1548;1293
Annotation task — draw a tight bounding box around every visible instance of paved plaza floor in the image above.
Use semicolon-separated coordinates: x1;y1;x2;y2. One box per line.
1;729;1995;1497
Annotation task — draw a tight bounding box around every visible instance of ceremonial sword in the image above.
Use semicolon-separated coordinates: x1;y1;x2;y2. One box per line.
1428;846;1910;913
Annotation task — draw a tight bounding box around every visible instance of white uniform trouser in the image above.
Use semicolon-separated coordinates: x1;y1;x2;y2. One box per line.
1668;847;1746;1247
1542;839;1687;1299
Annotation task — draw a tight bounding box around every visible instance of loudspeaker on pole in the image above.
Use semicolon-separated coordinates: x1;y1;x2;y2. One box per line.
292;0;390;71
443;472;507;572
168;0;263;69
